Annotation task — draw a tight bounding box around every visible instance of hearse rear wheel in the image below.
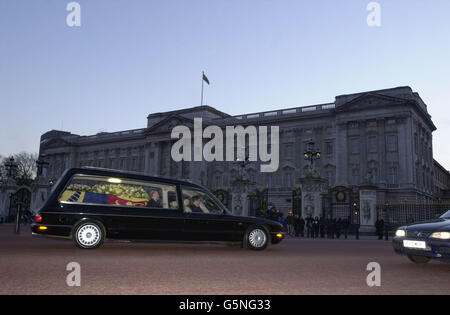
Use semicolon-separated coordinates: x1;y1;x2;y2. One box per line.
244;226;269;251
73;221;105;249
407;255;431;264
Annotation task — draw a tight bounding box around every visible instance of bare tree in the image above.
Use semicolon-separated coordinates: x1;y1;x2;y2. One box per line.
14;152;38;181
0;152;38;182
0;155;5;182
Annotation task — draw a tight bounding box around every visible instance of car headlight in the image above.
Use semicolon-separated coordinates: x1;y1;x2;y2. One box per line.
395;229;406;237
430;232;450;240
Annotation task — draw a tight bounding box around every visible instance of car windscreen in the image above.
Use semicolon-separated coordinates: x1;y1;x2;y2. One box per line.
440;210;450;219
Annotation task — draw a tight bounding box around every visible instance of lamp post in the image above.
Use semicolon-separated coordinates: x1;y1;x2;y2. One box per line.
5;157;18;179
384;202;390;241
235;149;252;182
36;155;49;177
303;140;321;175
353;201;360;240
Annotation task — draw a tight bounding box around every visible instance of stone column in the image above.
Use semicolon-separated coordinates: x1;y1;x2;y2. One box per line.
30;176;51;213
1;178;18;221
231;182;249;216
359;184;377;232
144;143;151;174
299;177;328;218
335;122;348;184
153;142;161;176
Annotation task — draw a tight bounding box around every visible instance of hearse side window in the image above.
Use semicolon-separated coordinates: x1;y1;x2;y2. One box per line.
58;174;178;210
181;187;223;215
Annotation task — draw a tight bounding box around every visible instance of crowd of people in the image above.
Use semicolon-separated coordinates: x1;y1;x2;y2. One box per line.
265;204;391;240
265;205;353;239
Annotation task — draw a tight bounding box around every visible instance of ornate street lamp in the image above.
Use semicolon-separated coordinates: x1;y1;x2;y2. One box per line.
236;153;250;169
303;140;321;167
5;157;18;178
353;201;360;240
233;150;253;185
36;155;49;176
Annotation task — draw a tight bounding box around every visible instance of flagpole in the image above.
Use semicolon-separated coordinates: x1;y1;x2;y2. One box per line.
201;71;204;106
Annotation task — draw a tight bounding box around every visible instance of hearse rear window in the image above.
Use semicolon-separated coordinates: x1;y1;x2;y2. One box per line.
59;174;179;209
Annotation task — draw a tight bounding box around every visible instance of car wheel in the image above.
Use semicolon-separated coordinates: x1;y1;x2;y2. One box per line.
73;221;105;249
407;255;431;264
245;226;269;251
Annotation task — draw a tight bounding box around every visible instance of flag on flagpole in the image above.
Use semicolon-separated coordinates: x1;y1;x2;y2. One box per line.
202;72;210;85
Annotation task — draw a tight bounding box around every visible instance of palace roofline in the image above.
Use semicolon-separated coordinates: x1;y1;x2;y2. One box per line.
41;86;435;142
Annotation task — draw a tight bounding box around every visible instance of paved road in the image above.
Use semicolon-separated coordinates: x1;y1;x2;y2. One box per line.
0;225;449;295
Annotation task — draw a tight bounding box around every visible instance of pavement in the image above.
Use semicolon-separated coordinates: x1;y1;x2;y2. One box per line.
0;224;449;295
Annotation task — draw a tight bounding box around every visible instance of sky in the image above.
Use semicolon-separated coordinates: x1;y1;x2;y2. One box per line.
0;0;449;169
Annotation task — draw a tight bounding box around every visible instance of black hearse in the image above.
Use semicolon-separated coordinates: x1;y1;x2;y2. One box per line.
31;167;284;250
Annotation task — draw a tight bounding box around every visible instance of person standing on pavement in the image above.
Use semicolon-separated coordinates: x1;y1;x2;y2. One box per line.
342;217;350;239
280;213;286;230
293;214;300;237
313;216;320;238
335;218;342;239
375;217;385;240
326;216;333;239
286;211;295;236
306;215;313;238
296;216;305;237
319;216;326;238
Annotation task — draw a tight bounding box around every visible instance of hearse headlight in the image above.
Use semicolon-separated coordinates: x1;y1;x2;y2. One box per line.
395;229;406;237
430;232;450;240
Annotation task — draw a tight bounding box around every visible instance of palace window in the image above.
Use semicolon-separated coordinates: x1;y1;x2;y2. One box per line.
285;172;293;188
285;145;293;158
349;121;359;129
215;175;221;188
368;136;377;153
386;135;398;152
325;142;333;156
267;174;273;188
414;133;418;154
388;167;398;185
350;138;360;154
369;168;379;183
367;120;377;127
326;171;335;186
352;169;360;185
422;169;426;188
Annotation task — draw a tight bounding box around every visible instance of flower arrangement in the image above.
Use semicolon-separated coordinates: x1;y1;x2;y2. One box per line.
67;184;91;192
67;183;150;200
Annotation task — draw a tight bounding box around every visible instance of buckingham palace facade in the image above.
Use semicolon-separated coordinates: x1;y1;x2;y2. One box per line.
37;86;437;215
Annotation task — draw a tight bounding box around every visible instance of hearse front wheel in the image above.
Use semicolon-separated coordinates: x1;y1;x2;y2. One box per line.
73;221;105;249
244;226;269;251
407;255;431;264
